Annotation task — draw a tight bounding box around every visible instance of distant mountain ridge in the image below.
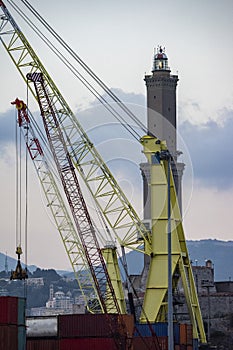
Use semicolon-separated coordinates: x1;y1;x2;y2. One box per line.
1;239;232;281
0;252;38;274
187;239;233;281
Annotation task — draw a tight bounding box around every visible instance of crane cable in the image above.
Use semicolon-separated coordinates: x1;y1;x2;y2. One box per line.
7;0;147;141
7;0;135;254
7;0;142;141
14;95;28;293
15;107;20;250
20;0;148;134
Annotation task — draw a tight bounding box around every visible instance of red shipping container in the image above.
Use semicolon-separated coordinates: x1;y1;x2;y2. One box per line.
60;337;118;350
0;296;18;325
58;314;133;338
158;336;168;350
0;324;18;350
121;314;134;338
180;345;187;350
132;336;161;350
186;324;193;345
27;338;59;350
175;345;180;350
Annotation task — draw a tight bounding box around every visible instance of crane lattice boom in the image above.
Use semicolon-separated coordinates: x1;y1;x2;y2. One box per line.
12;97;102;313
0;0;151;254
27;71;122;315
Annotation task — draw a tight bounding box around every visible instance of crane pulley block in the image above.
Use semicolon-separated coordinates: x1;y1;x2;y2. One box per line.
10;246;28;281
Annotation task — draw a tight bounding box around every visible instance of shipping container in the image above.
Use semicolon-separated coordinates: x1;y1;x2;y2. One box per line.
27;317;57;337
193;338;199;350
58;313;134;338
27;338;59;350
186;324;193;345
180;323;193;345
134;322;180;344
18;325;26;350
18;298;26;325
132;336;161;350
0;296;18;325
134;322;168;337
180;345;187;350
174;323;180;344
0;324;18;350
122;314;134;338
60;337;118;350
187;346;193;350
175;345;180;350
158;336;168;350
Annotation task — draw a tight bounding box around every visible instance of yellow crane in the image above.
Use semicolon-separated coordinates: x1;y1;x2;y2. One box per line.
0;0;206;344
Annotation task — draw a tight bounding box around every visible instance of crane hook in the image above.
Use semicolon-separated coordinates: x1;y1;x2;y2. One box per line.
10;246;28;281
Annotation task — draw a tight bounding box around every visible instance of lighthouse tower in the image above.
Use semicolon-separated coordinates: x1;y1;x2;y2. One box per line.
146;46;178;154
141;47;184;223
140;46;185;290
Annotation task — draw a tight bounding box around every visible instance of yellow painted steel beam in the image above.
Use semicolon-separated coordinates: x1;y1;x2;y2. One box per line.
140;135;206;343
102;246;127;314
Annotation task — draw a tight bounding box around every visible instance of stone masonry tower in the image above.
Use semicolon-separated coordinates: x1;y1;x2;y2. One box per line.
146;46;178;154
140;46;185;288
141;46;185;224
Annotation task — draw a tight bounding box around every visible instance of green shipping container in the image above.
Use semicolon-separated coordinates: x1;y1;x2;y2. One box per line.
18;298;26;325
18;325;26;350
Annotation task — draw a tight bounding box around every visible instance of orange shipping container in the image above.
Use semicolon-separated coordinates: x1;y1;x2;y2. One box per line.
180;324;193;345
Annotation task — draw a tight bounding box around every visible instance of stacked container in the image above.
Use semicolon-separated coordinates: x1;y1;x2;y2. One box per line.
26;316;58;350
26;314;134;349
133;322;181;350
0;296;26;350
26;315;196;349
58;313;134;350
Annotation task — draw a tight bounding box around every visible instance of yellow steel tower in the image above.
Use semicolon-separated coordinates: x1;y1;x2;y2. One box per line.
140;135;206;343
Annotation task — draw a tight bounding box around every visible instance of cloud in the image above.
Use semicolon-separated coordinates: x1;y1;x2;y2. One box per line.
2;90;233;192
179;108;233;189
0;109;15;145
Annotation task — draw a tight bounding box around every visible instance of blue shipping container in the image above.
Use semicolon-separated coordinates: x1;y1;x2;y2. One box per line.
193;338;199;350
134;323;180;344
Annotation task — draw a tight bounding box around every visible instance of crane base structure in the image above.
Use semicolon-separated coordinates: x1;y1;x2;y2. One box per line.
140;135;206;344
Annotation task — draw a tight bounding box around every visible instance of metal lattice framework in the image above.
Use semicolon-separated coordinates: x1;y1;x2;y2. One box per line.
27;72;124;315
0;1;151;254
12;98;102;313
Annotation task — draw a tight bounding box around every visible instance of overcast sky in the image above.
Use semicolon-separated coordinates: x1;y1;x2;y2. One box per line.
0;0;233;270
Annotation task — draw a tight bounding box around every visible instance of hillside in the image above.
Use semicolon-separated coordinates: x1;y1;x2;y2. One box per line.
1;239;232;282
187;239;233;281
119;239;233;281
0;253;38;273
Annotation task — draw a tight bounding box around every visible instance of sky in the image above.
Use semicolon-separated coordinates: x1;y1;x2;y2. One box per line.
0;0;233;270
